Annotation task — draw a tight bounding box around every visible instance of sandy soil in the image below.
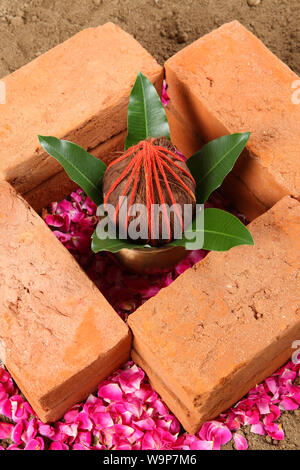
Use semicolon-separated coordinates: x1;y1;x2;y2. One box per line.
0;0;299;451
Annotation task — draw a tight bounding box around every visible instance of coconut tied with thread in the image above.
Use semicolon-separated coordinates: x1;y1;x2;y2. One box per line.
102;137;196;246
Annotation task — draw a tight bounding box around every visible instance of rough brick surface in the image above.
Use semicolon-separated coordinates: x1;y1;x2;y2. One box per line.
0;22;162;196
0;181;131;422
165;21;300;211
129;196;300;433
166;104;203;158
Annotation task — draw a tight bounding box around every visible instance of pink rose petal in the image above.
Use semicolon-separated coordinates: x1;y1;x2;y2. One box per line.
250;422;265;435
199;421;232;448
0;422;13;439
190;440;213;450
24;437;45;450
279;397;298;411
233;433;248;450
264;423;284;440
98;383;123;401
49;442;69;450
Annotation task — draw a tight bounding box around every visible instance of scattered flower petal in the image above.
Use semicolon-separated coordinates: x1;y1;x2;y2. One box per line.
233;433;248;450
0;422;13;439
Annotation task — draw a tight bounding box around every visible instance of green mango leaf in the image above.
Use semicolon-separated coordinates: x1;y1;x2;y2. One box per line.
125;71;170;149
170;208;253;251
201;208;254;251
91;208;253;253
38;136;107;206
187;132;250;203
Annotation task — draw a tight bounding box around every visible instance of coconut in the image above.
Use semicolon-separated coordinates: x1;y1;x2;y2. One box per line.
102;137;196;246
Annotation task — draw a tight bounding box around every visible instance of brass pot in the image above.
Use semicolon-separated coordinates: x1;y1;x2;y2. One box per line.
114;245;187;274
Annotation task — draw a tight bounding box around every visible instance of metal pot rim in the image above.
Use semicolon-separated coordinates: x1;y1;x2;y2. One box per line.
118;245;181;255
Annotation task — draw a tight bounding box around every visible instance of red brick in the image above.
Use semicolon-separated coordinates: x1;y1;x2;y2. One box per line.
129;196;300;433
165;21;300;212
0;23;162;196
165;104;204;158
0;181;131;422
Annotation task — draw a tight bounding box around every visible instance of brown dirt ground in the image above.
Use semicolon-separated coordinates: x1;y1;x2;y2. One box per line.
0;0;299;451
